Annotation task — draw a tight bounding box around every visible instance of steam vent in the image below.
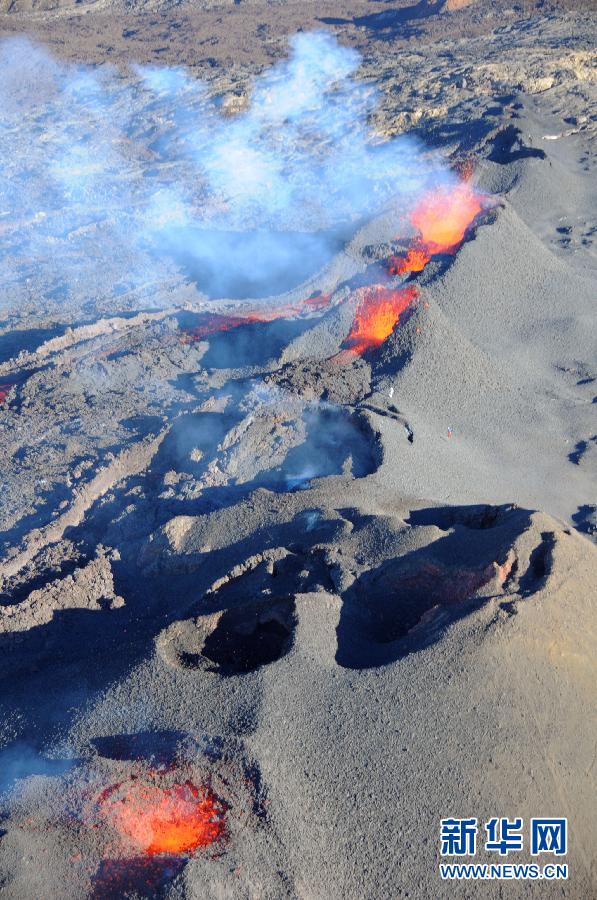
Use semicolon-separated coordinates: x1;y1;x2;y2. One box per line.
0;3;595;898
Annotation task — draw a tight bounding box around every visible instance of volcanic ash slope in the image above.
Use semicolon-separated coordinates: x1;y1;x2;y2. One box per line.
375;99;596;527
36;492;595;900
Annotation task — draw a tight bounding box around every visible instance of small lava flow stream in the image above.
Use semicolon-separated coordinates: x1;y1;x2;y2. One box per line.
180;291;332;344
0;380;16;403
342;285;419;356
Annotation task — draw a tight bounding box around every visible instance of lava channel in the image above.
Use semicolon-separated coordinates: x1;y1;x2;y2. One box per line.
180;291;332;343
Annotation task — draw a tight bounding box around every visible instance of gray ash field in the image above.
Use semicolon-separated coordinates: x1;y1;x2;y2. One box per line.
0;2;596;898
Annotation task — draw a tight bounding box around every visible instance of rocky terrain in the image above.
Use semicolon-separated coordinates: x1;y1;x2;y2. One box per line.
0;2;595;898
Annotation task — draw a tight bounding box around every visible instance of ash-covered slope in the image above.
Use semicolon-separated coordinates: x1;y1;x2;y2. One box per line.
1;488;595;898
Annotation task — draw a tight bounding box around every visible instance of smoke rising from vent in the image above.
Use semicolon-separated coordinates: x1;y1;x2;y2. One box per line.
0;32;456;310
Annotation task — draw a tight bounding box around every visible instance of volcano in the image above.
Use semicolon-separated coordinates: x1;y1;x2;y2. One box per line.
0;11;595;900
177;177;488;360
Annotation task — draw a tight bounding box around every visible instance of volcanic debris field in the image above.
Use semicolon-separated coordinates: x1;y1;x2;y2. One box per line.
0;1;596;898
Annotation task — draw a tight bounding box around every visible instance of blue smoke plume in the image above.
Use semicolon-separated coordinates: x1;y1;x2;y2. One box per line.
0;32;451;312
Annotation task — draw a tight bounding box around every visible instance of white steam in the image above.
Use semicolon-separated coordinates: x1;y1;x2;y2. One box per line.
0;32;451;309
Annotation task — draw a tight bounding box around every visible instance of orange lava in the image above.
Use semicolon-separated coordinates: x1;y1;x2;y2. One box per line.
302;290;332;311
342;285;419;356
99;779;227;856
455;157;475;182
387;179;488;277
180;313;264;343
411;180;485;253
180;291;332;343
177;179;489;361
387;246;430;276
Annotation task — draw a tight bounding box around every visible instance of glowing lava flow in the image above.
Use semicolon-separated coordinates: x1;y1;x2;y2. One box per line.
340;178;492;359
341;285;419;356
98;779;227;856
181;291;331;343
178;180;489;360
180;312;264;344
388;180;488;276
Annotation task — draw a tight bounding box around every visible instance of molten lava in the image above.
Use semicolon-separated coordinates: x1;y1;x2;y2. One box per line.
99;779;227;856
180;313;264;344
411;181;485;252
387;180;488;276
181;291;332;343
387;246;429;276
342;285;418;356
302;290;332;311
177;179;489;362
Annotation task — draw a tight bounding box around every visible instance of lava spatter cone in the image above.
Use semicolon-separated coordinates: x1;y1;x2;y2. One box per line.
387;180;492;276
98;776;228;856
